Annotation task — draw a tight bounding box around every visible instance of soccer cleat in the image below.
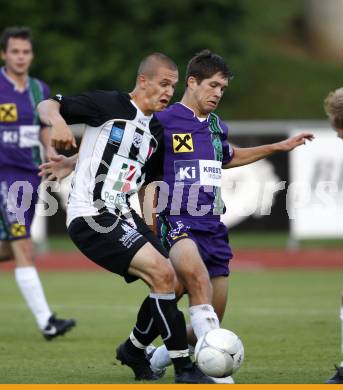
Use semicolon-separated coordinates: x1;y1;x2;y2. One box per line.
326;365;343;384
145;344;167;378
175;362;215;384
42;314;76;341
116;342;161;381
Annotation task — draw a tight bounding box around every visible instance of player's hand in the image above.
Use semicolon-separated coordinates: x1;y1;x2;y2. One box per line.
51;122;77;150
277;133;314;152
44;145;58;162
38;155;73;182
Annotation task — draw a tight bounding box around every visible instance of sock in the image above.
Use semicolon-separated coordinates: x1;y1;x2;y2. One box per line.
189;304;220;339
15;266;52;330
150;343;195;372
124;296;160;357
149;292;191;371
133;296;159;345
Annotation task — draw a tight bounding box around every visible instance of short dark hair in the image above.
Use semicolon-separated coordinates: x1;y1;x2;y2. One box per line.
185;49;233;85
137;52;178;79
0;26;33;52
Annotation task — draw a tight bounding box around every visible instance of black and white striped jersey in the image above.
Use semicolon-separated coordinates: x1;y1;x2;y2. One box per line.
52;90;164;226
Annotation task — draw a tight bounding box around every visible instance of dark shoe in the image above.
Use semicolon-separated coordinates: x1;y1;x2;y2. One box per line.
116;342;160;381
175;362;215;384
145;344;167;378
326;365;343;384
42;314;76;341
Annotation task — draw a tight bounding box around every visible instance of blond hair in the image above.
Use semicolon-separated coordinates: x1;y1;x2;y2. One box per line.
324;87;343;129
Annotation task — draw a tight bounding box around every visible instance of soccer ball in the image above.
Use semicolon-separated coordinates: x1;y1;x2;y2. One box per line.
194;328;244;378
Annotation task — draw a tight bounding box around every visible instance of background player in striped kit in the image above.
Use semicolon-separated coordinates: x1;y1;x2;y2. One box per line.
0;26;75;340
37;53;214;384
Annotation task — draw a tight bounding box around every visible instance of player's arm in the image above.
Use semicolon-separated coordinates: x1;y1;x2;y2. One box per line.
223;132;314;169
39;126;58;161
38;154;78;182
138;183;159;234
37;99;77;150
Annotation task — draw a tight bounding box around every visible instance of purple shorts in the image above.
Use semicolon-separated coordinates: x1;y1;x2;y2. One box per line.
158;214;233;278
0;167;40;241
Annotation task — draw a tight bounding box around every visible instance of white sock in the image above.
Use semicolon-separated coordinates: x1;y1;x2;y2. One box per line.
150;343;194;372
15;266;52;330
189;304;220;339
150;344;172;370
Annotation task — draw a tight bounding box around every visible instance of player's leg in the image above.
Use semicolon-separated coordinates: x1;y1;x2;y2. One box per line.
0;240;14;261
326;290;343;383
2;171;75;339
68;212;212;383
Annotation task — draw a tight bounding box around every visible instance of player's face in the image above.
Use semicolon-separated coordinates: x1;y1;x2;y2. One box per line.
144;66;178;113
192;72;228;116
1;38;33;77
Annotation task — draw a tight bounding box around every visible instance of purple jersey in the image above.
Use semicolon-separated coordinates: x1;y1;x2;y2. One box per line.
0;67;50;172
155;103;234;217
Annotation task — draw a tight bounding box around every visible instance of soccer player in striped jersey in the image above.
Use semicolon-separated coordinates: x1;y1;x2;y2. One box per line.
37;53;214;384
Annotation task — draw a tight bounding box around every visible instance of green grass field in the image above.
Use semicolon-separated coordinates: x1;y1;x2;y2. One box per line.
46;232;343;252
0;269;341;383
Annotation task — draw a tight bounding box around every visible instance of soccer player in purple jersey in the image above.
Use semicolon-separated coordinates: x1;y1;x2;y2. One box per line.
0;26;75;340
324;87;343;384
145;50;313;382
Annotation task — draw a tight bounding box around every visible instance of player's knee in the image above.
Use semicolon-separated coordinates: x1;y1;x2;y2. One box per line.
150;259;175;292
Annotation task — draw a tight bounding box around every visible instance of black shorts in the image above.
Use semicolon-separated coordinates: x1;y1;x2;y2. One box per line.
67;210;168;283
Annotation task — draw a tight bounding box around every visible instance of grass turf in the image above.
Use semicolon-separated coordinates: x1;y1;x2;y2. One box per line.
0;269;341;383
46;233;343;252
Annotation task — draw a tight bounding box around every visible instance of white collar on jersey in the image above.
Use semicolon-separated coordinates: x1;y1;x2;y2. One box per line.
130;98;153;120
1;66;29;92
176;102;209;122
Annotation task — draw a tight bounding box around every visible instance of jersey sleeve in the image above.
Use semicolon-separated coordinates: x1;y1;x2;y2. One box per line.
220;119;234;165
51;91;108;126
144;144;164;185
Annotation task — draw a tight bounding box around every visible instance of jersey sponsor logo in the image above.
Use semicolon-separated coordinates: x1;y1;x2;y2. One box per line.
175;160;199;184
10;223;27;237
175;160;222;186
172;133;194;153
112;162;137;192
0;103;17;122
109;124;124;145
119;223;142;248
1;130;19;144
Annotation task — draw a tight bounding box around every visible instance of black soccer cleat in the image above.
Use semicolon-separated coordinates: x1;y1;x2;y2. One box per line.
175;362;215;384
116;342;161;381
42;314;76;341
326;365;343;384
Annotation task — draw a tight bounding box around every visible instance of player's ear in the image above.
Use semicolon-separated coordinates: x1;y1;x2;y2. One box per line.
187;76;198;91
1;51;5;61
137;74;147;90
